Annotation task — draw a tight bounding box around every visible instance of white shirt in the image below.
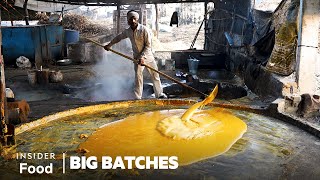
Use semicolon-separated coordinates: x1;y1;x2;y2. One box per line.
110;24;154;61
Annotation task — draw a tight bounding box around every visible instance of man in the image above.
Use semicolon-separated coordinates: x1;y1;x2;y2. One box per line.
104;10;166;99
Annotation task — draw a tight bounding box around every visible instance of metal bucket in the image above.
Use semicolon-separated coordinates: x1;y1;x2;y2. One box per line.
187;57;200;75
27;70;37;86
165;59;175;71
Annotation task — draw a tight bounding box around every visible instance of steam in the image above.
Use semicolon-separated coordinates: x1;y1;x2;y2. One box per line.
77;39;136;102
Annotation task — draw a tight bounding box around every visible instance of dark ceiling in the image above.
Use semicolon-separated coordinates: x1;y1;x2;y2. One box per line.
34;0;208;6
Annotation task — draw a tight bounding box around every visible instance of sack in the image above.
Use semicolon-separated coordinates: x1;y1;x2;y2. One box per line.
16;56;32;68
49;70;63;83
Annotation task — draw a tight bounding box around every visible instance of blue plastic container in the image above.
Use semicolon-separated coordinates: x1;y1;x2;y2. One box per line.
64;29;79;56
2;25;63;65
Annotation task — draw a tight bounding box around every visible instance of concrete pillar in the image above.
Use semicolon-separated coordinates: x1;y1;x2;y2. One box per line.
317;50;320;95
117;5;120;34
296;0;320;94
204;0;208;49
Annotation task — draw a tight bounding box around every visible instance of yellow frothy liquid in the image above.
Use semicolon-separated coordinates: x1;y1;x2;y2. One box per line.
80;108;247;165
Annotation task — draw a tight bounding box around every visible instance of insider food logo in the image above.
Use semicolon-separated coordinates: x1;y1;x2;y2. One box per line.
17;153;56;174
17;153;179;174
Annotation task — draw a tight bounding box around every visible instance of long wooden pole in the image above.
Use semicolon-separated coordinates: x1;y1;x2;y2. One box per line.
0;52;7;136
84;38;207;97
0;9;8;138
155;4;159;38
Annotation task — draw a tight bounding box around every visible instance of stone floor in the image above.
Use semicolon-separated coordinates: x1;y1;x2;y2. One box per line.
2;62;320;179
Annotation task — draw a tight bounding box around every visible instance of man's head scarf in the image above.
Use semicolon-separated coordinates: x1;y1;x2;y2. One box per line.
127;11;139;20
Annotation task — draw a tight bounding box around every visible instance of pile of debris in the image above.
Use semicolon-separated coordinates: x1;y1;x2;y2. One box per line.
62;13;111;36
81;23;111;37
37;13;111;36
36;12;49;24
62;13;86;31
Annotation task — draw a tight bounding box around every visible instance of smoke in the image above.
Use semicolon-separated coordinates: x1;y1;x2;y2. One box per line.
77;39;136;102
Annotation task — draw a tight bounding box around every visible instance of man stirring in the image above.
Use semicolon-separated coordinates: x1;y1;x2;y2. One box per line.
104;10;166;99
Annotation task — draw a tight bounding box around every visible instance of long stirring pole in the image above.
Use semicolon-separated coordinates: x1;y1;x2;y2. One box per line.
84;38;207;97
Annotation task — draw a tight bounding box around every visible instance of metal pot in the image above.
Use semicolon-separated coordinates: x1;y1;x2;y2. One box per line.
57;59;72;66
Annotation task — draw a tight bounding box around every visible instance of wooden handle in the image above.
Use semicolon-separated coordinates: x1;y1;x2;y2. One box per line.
84;37;208;97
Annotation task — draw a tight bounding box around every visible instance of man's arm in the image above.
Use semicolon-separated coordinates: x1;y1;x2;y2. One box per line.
104;31;128;50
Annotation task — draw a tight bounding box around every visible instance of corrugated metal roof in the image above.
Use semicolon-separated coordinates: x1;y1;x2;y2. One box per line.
34;0;207;6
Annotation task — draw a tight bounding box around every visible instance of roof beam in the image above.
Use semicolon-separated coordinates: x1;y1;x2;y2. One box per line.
33;0;209;6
